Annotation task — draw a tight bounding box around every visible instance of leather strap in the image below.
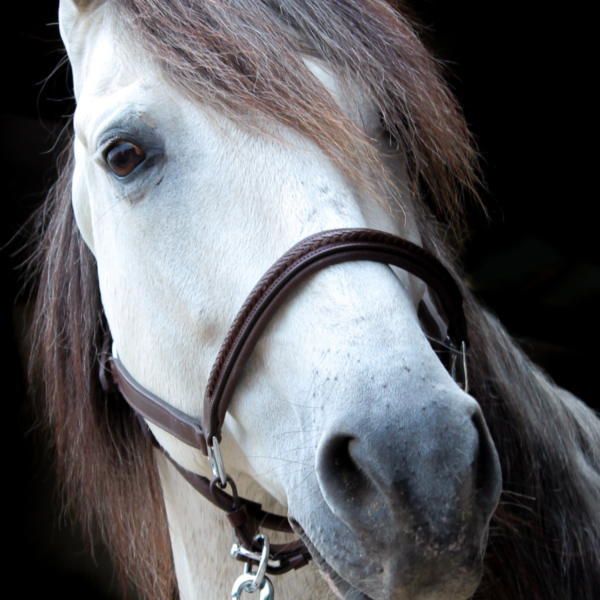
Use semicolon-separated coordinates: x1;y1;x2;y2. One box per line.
114;404;312;575
99;228;468;576
108;356;207;454
162;452;311;575
203;228;466;447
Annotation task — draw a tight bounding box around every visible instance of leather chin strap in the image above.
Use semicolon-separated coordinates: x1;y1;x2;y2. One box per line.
100;228;469;576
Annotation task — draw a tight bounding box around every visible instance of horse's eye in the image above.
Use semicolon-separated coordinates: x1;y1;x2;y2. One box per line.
105;141;146;177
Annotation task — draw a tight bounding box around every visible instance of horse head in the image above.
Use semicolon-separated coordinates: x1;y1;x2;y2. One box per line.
59;1;501;598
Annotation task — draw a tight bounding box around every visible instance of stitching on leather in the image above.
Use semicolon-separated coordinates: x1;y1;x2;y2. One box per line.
208;233;443;396
205;230;453;417
207;232;370;395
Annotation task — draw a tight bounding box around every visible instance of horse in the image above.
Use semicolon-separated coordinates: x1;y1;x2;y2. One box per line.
29;1;600;599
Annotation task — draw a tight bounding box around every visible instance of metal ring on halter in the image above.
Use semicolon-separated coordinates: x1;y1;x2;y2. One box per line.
209;475;240;512
207;436;227;488
244;534;270;593
231;574;274;599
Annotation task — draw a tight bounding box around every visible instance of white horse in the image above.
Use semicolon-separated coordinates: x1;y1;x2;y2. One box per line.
32;1;600;599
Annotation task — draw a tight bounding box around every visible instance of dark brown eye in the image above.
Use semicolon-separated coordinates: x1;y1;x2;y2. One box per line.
106;142;146;177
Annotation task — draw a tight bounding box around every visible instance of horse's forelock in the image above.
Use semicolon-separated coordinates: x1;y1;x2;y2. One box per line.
114;0;482;243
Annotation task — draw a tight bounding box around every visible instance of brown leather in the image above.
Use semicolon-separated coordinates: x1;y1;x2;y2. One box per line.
203;228;466;447
100;228;469;576
162;450;311;575
108;356;208;454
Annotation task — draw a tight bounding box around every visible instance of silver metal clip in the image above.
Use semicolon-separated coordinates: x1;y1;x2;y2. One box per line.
230;534;274;599
230;544;281;569
230;573;274;599
207;436;227;488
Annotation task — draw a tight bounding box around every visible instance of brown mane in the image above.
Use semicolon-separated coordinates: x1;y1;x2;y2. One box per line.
116;0;481;243
29;1;599;599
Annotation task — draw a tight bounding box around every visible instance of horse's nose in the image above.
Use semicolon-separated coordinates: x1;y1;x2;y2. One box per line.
315;393;501;544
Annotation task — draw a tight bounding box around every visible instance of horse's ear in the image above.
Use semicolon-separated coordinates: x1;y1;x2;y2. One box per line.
59;0;107;97
59;0;106;54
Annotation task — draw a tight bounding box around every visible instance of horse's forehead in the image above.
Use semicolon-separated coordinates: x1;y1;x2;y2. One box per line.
70;24;168;149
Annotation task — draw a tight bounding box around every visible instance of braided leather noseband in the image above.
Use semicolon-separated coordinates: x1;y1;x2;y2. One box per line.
100;228;469;582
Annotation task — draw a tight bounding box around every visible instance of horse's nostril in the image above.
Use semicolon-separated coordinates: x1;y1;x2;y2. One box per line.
316;402;502;541
317;434;372;509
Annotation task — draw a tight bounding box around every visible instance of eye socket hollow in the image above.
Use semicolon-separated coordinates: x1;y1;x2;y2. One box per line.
105;141;146;177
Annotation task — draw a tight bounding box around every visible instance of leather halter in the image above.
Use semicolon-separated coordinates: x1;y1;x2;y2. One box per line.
100;228;469;576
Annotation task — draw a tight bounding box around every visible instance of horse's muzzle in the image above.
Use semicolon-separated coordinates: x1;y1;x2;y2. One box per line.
313;389;502;599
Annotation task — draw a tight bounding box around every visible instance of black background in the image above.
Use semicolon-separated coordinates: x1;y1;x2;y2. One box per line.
2;2;597;598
